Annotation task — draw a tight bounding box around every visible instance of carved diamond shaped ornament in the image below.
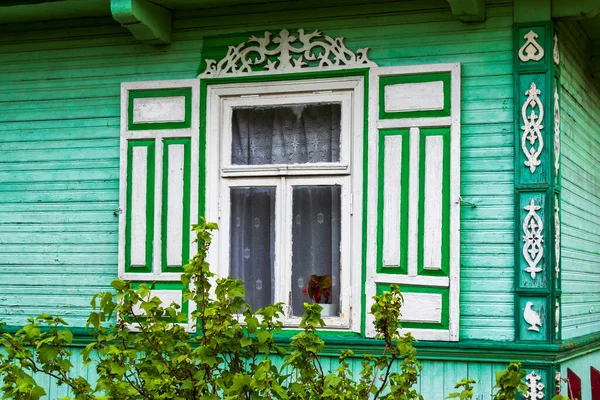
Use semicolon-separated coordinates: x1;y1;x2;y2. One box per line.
523;199;544;279
199;29;376;78
521;82;545;173
524;371;545;399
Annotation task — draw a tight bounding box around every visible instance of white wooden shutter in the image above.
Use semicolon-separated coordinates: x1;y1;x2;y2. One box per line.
365;64;460;341
118;80;200;282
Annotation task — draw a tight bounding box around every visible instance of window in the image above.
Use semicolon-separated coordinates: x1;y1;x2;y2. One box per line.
118;31;460;340
206;77;364;330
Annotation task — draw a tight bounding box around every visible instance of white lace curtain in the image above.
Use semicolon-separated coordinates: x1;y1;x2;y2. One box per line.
231;104;341;165
229;104;342;315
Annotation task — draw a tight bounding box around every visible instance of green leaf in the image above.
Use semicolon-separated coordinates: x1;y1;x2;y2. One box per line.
111;279;127;291
57;329;73;344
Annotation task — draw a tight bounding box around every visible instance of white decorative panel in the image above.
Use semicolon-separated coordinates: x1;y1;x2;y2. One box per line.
423;135;444;270
407;127;421;277
131;290;183;316
383;135;402;267
384;81;444;113
133;96;186;124
130;147;149;266
166;145;185;267
401;292;442;323
199;29;376;78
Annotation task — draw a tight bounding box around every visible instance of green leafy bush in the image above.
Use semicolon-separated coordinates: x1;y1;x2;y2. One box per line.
0;219;562;399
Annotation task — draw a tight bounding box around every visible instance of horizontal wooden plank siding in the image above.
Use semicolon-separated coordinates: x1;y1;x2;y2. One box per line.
29;346;507;399
0;0;514;340
556;21;600;340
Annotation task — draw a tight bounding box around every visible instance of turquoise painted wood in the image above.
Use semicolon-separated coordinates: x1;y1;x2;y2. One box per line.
560;350;600;400
0;0;516;341
556;20;600;340
25;346;510;400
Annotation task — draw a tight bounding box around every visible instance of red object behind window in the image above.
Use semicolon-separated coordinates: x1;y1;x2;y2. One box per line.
568;368;582;400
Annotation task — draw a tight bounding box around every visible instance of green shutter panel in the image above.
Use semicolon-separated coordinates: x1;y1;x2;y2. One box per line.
118;80;199;284
365;65;461;341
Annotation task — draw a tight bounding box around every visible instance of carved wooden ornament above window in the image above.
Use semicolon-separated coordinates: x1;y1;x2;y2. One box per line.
199;29;377;78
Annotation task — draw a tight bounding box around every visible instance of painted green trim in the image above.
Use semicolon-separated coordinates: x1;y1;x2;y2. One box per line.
161;138;191;273
378;72;451;120
513;21;560;344
125;140;155;274
128;88;192;131
110;0;172;45
360;73;369;337
375;284;449;330
376;129;409;275
199;68;370;336
417;128;450;277
5;329;596;364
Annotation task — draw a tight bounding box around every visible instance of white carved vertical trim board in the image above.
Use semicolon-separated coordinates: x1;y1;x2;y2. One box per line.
166;144;185;267
554;85;560;177
553;32;560;66
383;135;402;267
130;147;149;267
423;135;444;270
407;127;420;277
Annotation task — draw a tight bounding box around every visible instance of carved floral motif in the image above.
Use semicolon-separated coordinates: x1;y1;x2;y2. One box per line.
519;30;545;62
523;199;544;279
521;82;545;173
525;371;545;399
199;29;376;77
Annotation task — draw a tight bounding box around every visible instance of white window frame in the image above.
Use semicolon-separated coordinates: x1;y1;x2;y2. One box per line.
205;76;364;332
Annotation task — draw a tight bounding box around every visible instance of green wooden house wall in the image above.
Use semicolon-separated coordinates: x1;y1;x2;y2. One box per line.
557;20;600;341
0;0;599;398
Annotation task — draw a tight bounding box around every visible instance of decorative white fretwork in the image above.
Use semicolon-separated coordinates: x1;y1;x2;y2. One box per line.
199;29;376;78
555;299;560;334
555;198;560;280
519;30;545;62
521;82;545;173
525;371;545;399
554;85;560;177
523;199;544;279
524;302;543;332
553;32;560;65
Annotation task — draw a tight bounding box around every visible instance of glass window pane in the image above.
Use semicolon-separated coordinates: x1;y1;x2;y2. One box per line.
231;103;341;165
229;187;276;311
290;185;341;317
